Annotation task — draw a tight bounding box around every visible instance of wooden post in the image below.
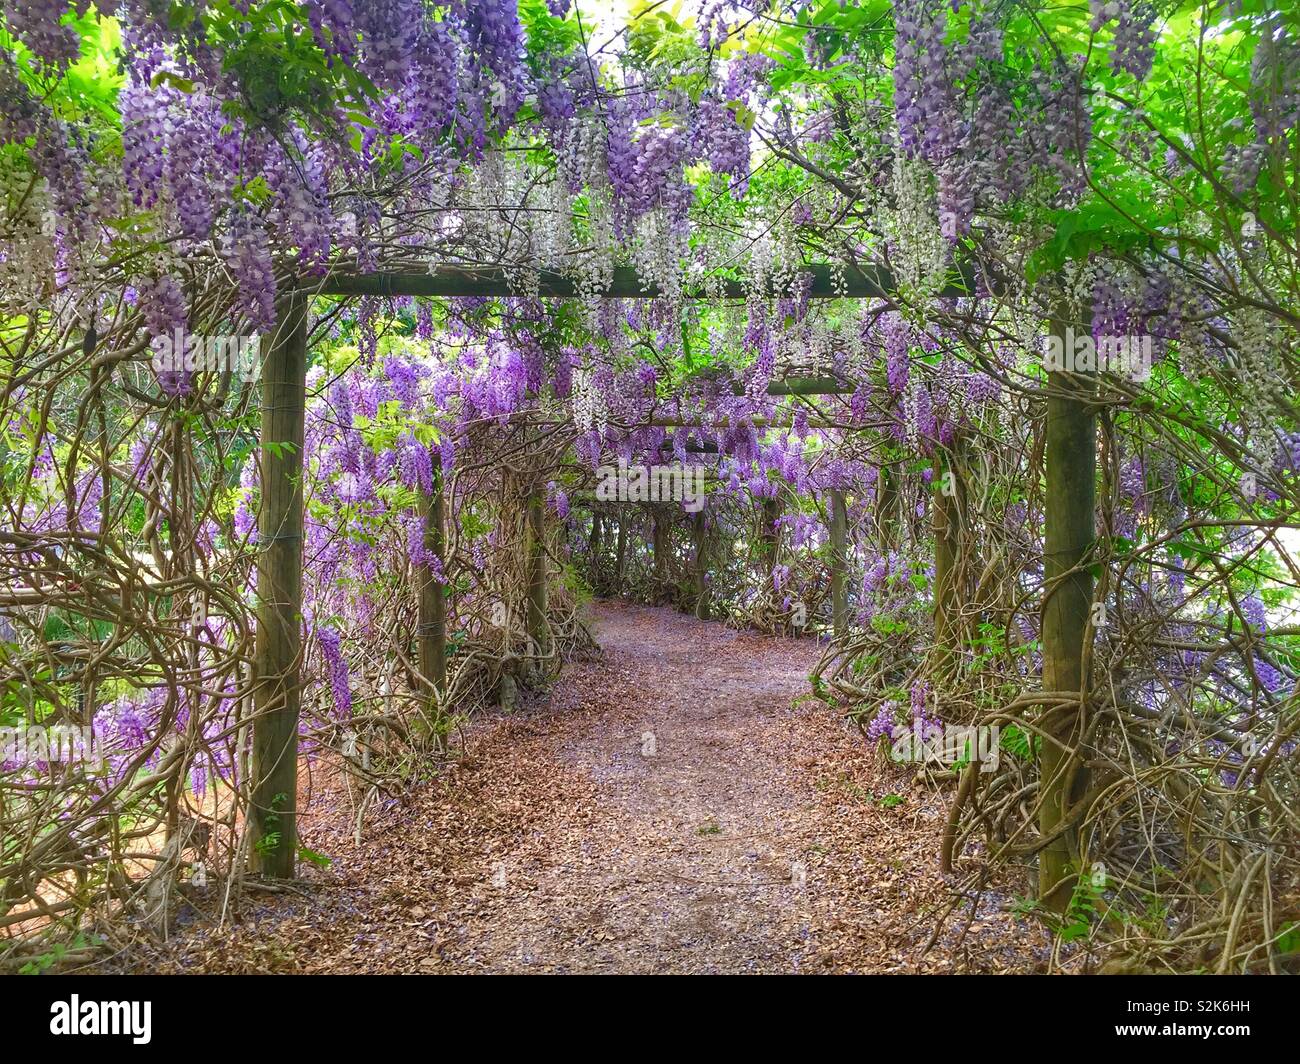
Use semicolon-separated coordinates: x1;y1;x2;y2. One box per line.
1039;310;1096;913
759;497;784;626
830;490;848;640
692;510;709;620
417;465;447;735
652;509;668;598
615;510;628;594
932;454;961;680
588;511;602;586
526;483;549;656
760;497;781;574
251;289;307;878
877;464;898;551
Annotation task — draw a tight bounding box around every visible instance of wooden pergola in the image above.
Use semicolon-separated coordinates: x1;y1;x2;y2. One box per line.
247;263;1090;884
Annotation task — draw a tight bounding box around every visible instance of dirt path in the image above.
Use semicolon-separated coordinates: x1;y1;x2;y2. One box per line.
110;602;1047;974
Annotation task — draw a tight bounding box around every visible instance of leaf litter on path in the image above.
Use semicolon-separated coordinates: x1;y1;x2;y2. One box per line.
99;601;1049;974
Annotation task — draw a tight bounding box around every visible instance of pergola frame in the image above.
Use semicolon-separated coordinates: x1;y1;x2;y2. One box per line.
249;264;1087;887
316;262;985;301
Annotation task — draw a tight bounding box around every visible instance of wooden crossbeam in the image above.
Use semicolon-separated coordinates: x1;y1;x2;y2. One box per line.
746;377;854;395
316;262;985;300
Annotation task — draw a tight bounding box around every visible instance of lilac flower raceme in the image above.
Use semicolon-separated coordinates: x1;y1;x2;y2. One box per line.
694;93;751;195
317;628;353;719
456;0;530;126
221;210;277;330
883;313;911;395
4;0;84;71
1092;0;1158;82
1241;593;1267;635
305;0;357;61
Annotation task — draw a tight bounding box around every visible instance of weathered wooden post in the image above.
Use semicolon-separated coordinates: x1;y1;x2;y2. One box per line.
526;482;550;657
615;510;628;594
1039;309;1096;913
417;464;447;736
932;454;961;680
692;509;709;620
652;509;668;596
588;510;603;587
250;288;307;878
830;489;848;640
760;497;781;571
877;464;898;551
759;496;782;623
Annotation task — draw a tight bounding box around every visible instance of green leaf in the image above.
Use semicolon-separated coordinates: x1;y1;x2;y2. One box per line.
150;69;195;93
297;845;332;869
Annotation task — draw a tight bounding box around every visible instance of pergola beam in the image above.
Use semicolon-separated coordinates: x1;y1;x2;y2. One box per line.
745;378;853;395
316;263;984;301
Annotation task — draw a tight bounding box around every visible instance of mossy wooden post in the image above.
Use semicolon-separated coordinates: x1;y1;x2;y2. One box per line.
652;509;668;597
251;289;307;878
759;497;781;573
1039;310;1096;913
932;453;961;680
417;465;447;739
692;510;709;620
877;464;898;551
526;483;550;657
615;510;628;594
588;511;602;586
829;489;848;640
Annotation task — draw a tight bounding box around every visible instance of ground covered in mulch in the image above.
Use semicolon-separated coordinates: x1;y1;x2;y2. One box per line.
98;602;1052;974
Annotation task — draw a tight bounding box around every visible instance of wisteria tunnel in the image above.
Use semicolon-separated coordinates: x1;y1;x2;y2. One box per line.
0;0;1298;991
